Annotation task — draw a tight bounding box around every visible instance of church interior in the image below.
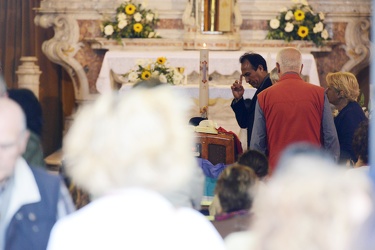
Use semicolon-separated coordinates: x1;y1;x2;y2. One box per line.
0;0;370;160
1;0;374;248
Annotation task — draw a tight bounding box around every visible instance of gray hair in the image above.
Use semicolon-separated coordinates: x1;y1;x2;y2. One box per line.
63;85;196;198
249;145;374;250
276;47;302;74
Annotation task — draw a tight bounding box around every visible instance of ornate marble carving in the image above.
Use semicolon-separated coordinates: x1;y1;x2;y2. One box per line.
34;13;95;102
341;18;370;75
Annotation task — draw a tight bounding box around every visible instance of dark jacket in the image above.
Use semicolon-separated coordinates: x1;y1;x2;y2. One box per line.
5;168;60;250
334;101;367;163
231;75;272;147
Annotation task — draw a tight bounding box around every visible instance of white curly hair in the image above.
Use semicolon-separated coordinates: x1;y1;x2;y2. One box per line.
63;84;196;198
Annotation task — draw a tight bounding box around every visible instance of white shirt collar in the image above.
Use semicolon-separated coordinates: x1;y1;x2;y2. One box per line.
4;157;41;223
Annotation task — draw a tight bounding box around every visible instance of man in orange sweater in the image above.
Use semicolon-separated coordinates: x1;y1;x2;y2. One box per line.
250;47;339;173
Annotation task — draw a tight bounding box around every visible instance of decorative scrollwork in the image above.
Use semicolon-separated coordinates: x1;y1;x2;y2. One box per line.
34;14;89;101
341;18;370;74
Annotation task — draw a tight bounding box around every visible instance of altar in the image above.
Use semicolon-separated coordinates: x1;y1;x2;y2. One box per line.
96;50;320;93
96;50;321;149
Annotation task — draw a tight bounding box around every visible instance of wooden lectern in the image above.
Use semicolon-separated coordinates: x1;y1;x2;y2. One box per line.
194;132;236;165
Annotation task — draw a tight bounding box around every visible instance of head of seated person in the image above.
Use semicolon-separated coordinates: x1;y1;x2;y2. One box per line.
237;149;269;180
7;88;43;137
63;80;197;198
248;143;374;250
215;163;258;216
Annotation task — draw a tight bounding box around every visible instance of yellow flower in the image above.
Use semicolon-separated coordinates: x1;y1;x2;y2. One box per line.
133;23;143;33
141;70;151;80
297;26;309;38
294;10;305;21
157;57;166;65
125;4;136;15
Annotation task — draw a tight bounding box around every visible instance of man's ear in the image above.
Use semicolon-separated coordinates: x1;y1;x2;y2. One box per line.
258;64;264;72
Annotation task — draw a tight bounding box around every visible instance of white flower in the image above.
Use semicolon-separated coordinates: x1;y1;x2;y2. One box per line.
159;74;167;83
313;22;324;33
321;29;329;40
135;59;146;67
134;12;142;22
104;25;114;36
118;20;128;29
148;32;155;38
128;72;139;82
152;71;160;77
270;19;280;29
146;59;153;65
146;13;154;22
280;7;288;12
285;11;294;21
319;12;325;20
173;71;183;84
117;13;127;22
301;0;308;5
284;22;294;32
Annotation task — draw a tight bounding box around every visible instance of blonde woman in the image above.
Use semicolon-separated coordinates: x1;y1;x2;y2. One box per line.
325;72;367;164
269;67;279;84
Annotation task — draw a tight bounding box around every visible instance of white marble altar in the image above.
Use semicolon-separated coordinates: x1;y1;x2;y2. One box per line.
96;50;320;93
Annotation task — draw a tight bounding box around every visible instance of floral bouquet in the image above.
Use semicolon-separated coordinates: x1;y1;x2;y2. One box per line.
102;0;160;40
266;0;330;46
123;57;185;85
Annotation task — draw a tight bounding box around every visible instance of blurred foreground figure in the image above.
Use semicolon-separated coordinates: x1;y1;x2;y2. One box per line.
47;83;225;250
0;99;74;250
226;143;374;250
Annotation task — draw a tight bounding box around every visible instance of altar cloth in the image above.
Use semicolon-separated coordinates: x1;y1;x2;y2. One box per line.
96;50;320;93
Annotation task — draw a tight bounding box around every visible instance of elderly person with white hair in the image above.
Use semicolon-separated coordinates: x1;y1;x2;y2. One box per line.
47;81;225;250
250;47;339;174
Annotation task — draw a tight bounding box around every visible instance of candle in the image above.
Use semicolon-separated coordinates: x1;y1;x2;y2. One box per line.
199;43;209;118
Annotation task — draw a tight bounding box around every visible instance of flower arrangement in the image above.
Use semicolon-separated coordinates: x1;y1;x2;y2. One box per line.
266;0;330;46
102;0;160;40
123;57;185;85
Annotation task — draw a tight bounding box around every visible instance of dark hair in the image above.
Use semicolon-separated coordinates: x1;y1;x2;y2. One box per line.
215;164;257;213
8;88;43;137
352;120;369;164
239;52;268;72
238;149;269;178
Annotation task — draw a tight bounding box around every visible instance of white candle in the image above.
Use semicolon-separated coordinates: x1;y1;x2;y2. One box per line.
199;43;209;118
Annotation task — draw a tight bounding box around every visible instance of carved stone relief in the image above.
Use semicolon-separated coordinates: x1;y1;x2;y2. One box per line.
341;18;371;75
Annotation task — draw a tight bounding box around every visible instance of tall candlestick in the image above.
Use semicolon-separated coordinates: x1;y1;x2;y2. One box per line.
199;43;209;118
